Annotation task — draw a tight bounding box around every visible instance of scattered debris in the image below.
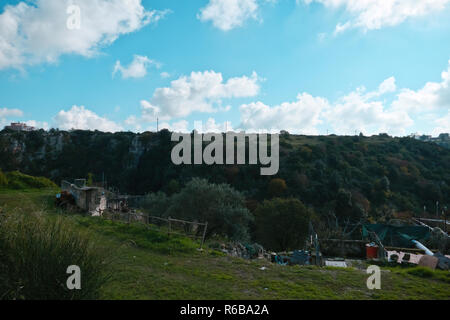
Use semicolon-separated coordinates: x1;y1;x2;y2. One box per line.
290;250;310;266
325;260;348;268
219;242;266;260
55;191;76;209
434;253;450;270
418;255;439;270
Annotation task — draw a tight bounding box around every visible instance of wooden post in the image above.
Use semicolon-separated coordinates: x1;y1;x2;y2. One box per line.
200;222;208;250
168;217;171;237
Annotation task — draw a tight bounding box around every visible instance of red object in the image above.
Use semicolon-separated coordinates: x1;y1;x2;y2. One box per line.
366;245;379;260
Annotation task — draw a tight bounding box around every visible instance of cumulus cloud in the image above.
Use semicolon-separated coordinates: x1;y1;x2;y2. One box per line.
303;0;450;33
25;120;50;130
0;0;167;70
239;76;414;136
198;0;259;31
139;70;261;121
432;111;450;135
193;118;234;133
392;60;450;113
0;107;24;129
323;83;413;136
240;93;328;134
0;107;23;118
158;120;190;133
113;55;159;79
53;105;123;132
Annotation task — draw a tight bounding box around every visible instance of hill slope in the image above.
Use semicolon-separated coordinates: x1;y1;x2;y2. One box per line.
0;129;449;219
0;189;448;300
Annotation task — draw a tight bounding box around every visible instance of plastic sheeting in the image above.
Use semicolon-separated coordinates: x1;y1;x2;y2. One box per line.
363;224;430;248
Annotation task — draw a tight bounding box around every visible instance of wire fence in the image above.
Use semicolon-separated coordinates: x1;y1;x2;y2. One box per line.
101;209;208;249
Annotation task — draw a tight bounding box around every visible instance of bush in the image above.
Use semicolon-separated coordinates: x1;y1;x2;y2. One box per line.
167;178;253;241
4;171;58;189
267;178;287;198
0;169;7;187
0;211;108;300
254;198;313;251
140;192;171;218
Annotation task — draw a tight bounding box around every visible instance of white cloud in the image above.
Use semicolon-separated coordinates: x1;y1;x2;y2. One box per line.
0;0;167;70
239;93;328;134
158;120;190;133
139;70;261;121
0;107;23;118
432;111;450;135
323;82;413;136
198;0;259;31
160;71;170;79
0;108;24;129
53;105;123;132
0;118;9;129
392;60;450;113
25;120;50;130
303;0;450;33
378;77;397;95
239;76;413;136
113;55;158;79
197;118;233;133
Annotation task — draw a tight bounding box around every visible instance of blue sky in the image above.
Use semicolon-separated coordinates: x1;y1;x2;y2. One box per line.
0;0;450;136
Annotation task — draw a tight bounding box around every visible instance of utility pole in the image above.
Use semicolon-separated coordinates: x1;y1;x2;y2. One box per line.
157;118;159;132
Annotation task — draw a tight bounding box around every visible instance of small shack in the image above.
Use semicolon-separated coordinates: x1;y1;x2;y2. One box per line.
61;180;104;214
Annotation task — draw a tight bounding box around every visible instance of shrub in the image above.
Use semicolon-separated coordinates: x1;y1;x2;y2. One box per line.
0;211;108;300
0;169;7;187
140;192;171;218
267;178;287;198
167;178;253;241
254;198;313;251
4;171;58;189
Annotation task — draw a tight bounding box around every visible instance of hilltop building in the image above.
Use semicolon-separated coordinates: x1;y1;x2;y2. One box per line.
4;122;36;132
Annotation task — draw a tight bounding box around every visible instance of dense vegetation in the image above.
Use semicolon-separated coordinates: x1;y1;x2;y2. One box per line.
1;129;448;222
2;129;449;251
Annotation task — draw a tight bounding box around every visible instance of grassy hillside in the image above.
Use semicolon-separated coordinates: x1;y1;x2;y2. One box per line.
1;189;448;300
0;170;57;190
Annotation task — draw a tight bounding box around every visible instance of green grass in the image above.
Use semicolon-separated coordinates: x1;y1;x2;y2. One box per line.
1;189;449;300
1;171;58;190
0;199;107;300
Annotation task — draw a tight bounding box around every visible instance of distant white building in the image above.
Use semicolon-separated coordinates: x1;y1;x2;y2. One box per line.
4;122;36;132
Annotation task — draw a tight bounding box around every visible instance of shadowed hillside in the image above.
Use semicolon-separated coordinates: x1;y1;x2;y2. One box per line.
1;129;449;220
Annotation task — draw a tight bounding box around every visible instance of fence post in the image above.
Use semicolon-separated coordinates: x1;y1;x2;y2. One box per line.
168;217;171;237
200;222;208;250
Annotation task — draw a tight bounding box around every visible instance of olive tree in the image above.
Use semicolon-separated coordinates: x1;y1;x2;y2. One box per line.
167;178;253;241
